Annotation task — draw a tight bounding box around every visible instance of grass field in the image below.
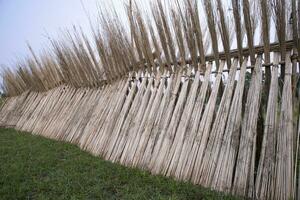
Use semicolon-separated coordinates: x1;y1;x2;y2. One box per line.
0;128;239;200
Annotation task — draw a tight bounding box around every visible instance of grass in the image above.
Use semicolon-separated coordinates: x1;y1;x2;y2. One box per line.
0;128;240;200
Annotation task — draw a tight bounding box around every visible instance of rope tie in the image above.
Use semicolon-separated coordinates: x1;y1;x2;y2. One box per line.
181;75;194;81
185;77;193;81
263;63;273;67
291;54;299;61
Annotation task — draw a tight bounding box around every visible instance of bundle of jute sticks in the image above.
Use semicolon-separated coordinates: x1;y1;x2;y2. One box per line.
1;0;300;199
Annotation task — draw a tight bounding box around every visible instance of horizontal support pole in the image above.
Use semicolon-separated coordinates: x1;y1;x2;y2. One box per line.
136;39;297;69
203;39;295;62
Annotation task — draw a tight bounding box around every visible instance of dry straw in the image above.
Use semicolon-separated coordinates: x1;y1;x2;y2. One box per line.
0;0;299;199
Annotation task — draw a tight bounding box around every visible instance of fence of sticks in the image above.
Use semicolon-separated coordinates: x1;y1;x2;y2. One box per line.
0;0;300;199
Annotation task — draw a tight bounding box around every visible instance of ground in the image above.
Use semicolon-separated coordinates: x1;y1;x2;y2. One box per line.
0;128;239;200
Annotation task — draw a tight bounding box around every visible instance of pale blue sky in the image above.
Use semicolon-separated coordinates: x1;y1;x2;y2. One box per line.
0;0;130;70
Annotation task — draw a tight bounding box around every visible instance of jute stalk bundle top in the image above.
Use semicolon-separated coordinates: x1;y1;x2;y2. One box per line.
0;0;299;199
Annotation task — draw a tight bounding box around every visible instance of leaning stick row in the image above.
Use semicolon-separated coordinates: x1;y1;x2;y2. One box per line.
0;55;296;200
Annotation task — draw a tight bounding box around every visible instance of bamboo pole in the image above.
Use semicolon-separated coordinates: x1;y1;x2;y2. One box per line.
210;57;248;192
274;52;294;200
185;61;225;183
195;59;238;186
233;56;263;197
174;64;211;180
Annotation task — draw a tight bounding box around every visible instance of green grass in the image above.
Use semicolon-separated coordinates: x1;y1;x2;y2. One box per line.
0;128;239;200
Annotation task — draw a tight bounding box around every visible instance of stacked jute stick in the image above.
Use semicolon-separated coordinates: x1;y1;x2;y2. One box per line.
0;0;299;199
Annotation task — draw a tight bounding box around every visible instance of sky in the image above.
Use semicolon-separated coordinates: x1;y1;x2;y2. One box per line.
0;0;129;70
